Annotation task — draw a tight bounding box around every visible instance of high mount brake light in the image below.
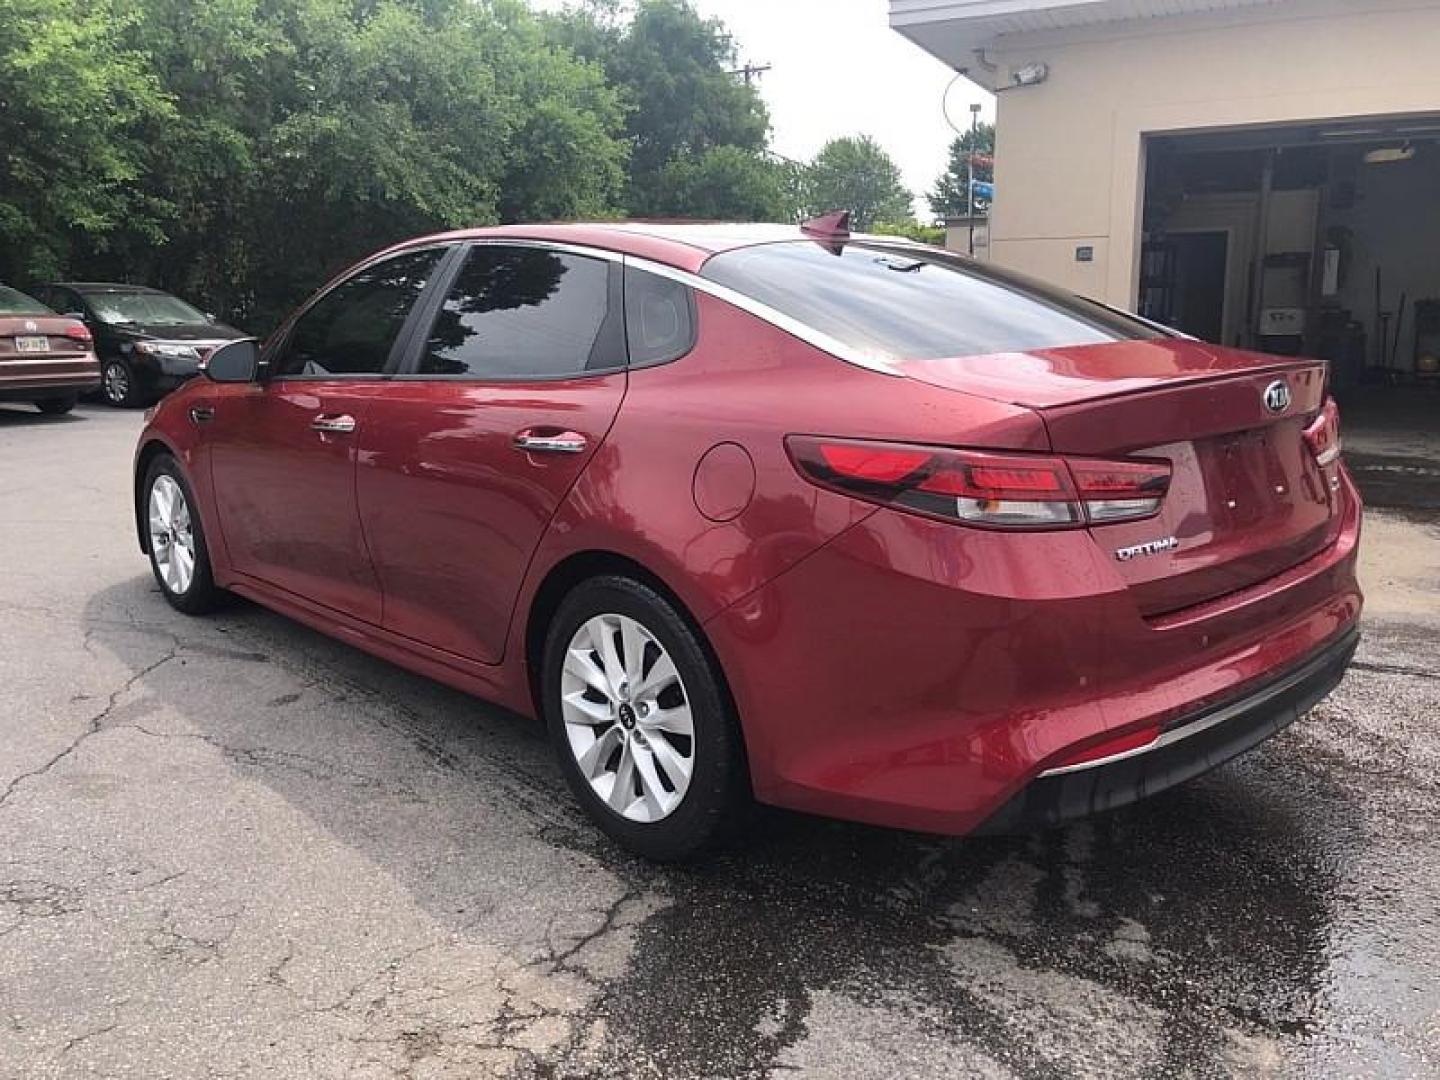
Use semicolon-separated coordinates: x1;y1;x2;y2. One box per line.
787;436;1172;530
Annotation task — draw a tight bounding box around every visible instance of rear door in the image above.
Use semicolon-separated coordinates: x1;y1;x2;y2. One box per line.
204;246;450;622
357;243;628;663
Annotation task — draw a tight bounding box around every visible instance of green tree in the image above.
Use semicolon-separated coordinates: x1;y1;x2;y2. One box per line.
0;0;172;284
869;220;945;246
653;147;799;221
803;135;912;231
543;0;771;215
95;0;629;331
929;122;995;219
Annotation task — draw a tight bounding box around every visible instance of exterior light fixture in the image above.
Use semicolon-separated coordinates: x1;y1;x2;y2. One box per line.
1364;145;1416;165
1010;62;1049;87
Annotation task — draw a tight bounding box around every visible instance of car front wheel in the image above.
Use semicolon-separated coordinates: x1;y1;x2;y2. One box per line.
542;575;750;861
143;455;224;614
102;358;144;408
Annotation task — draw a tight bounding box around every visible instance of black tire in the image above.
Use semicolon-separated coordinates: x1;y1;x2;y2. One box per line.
35;396;77;415
142;454;225;615
102;357;144;408
542;575;750;861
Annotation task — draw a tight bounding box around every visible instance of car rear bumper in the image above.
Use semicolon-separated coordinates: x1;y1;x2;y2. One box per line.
0;356;101;400
974;625;1358;834
706;467;1363;836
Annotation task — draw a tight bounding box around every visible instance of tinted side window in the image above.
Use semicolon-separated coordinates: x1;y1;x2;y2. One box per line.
418;247;621;378
701;241;1161;361
624;267;695;365
275;248;443;378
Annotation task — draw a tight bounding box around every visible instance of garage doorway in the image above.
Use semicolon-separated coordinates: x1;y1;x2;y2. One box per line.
1141;117;1440;388
1161;231;1229;343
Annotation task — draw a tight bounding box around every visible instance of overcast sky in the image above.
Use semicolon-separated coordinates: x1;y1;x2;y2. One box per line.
535;0;996;217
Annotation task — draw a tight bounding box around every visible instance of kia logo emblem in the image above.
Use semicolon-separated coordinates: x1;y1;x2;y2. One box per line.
1263;380;1291;414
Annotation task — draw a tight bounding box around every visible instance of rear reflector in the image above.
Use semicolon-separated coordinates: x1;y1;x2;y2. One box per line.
787;436;1171;530
1045;725;1161;773
1303;397;1342;468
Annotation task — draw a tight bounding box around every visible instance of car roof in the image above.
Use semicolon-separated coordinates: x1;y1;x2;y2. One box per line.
50;282;169;294
382;221;907;274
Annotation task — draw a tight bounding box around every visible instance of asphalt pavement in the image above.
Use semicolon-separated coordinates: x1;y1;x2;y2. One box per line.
1;402;1436;1079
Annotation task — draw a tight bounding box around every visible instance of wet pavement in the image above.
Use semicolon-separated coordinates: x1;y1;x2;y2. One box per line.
1;403;1437;1078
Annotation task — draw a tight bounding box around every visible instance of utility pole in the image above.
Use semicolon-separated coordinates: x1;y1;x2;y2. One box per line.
967;102;982;256
726;62;772;87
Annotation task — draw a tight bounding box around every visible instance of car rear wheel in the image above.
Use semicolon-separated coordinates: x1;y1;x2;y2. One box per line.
144;456;223;614
102;358;143;408
542;575;749;861
35;396;77;415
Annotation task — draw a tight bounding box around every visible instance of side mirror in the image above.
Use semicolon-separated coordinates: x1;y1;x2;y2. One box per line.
204;339;260;383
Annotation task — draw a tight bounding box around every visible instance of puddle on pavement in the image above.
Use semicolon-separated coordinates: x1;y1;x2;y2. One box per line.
1345;451;1440;523
556;753;1355;1079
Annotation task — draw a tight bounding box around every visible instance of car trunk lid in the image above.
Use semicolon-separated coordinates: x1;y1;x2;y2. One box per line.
898;339;1342;617
0;314;91;360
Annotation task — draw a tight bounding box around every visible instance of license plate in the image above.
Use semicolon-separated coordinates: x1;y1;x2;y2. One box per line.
15;336;49;353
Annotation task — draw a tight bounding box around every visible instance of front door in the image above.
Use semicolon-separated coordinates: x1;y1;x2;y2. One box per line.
357;244;628;663
205;246;448;622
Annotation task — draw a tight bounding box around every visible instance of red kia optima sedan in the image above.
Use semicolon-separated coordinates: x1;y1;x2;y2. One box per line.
131;218;1361;859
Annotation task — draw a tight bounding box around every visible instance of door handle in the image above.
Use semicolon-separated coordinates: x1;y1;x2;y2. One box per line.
189;405;215;425
513;429;587;455
311;414;357;435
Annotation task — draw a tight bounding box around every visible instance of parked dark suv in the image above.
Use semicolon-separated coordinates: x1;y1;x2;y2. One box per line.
32;283;244;407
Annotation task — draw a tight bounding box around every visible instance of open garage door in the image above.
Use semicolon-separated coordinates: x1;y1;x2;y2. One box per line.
1141;117;1440;391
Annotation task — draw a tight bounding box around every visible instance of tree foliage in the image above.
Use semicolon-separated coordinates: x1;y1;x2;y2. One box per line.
0;0;172;281
929;121;995;219
653;147;799;222
2;0;629;331
542;0;771;215
803;136;913;231
869;220;945;246
1;0;936;331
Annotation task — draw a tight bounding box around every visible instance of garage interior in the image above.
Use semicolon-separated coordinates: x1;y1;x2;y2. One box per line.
1140;116;1440;395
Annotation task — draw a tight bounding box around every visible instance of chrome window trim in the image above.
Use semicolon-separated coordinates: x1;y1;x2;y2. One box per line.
452;238;904;377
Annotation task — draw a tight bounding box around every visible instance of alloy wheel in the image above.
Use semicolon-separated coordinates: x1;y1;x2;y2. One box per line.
103;361;130;405
148;474;196;595
560;613;695;823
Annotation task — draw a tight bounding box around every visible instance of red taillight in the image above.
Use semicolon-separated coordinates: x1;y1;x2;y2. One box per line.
786;436;1171;530
64;321;91;343
1068;457;1171;522
1303;398;1342;468
817;443;930;483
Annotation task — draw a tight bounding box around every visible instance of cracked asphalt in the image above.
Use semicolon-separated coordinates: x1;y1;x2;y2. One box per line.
1;402;1437;1079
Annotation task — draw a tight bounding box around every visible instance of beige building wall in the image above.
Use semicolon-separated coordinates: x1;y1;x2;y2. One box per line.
984;0;1440;306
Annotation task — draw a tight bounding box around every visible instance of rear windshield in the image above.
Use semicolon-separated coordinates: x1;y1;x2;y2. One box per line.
0;286;51;316
700;241;1163;361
